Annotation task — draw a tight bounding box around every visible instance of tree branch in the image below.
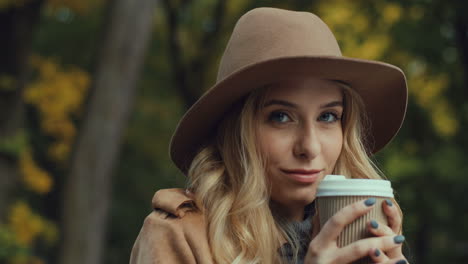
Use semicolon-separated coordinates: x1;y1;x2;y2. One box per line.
0;0;44;219
161;0;197;109
188;0;228;96
454;15;468;90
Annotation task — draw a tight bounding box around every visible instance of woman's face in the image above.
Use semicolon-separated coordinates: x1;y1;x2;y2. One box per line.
257;77;344;220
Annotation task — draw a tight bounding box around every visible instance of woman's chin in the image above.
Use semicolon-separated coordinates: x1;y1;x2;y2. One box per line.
270;186;317;208
294;187;317;203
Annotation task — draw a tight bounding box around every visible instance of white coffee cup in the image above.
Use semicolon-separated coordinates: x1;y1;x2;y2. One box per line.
316;175;394;263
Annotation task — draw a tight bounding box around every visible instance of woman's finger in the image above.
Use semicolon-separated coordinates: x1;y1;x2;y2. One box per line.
314;198;376;244
368;219;395;237
368;218;406;259
368;247;389;263
383;199;402;234
380;199;406;259
334;235;405;264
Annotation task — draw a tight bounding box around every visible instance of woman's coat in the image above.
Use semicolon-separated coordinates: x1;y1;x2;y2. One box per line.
130;188;215;264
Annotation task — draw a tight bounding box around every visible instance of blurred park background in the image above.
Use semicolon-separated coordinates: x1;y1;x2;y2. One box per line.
1;0;467;263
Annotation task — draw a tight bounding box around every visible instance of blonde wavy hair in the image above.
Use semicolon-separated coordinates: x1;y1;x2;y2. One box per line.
186;81;386;264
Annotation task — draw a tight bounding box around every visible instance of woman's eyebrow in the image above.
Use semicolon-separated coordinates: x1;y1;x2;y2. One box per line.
320;101;343;108
263;99;297;108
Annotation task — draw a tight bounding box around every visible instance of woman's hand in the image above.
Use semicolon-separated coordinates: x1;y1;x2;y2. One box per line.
366;199;407;264
304;198;408;264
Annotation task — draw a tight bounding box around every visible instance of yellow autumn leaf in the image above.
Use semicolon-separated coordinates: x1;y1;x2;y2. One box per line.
24;55;90;162
19;150;53;194
382;2;402;25
431;100;459;137
8;201;44;246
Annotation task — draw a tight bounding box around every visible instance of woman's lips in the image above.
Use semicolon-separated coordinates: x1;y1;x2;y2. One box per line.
281;169;323;183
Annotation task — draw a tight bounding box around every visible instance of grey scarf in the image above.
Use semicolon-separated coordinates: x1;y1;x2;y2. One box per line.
278;202;315;264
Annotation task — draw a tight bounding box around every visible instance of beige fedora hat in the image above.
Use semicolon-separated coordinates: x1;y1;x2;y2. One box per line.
170;7;407;173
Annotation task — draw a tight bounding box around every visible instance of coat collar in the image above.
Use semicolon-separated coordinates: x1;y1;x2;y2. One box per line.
151;188;315;247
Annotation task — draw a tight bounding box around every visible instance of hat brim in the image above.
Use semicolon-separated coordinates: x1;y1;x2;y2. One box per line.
170;56;408;173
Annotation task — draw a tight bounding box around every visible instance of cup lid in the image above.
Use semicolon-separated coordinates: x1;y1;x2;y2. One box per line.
316;175;394;198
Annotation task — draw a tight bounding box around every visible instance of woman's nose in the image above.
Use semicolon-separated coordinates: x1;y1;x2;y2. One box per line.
293;126;321;160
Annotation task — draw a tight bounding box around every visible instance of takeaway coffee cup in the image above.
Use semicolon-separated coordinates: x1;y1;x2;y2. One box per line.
316;175;394;250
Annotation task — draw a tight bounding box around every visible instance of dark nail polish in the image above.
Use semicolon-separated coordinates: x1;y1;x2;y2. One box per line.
395;260;407;264
370;219;379;229
394;235;405;244
374;248;381;257
364;197;376;206
385;199;393;206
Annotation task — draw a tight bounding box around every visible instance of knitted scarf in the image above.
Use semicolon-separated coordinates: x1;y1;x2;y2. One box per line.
278;202;315;264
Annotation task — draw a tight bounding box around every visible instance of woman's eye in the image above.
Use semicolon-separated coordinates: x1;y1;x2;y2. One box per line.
318;112;340;123
268;111;291;123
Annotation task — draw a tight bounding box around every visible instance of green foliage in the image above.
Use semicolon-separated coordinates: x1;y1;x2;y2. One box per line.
0;225;26;261
0;131;28;158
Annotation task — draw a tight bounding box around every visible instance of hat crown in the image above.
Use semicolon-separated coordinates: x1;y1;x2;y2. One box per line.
217;7;342;82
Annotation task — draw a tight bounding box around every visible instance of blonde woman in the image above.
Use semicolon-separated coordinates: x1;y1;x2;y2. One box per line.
130;7;409;264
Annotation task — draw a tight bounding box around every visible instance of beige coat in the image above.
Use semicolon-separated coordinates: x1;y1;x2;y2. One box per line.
129;188;215;264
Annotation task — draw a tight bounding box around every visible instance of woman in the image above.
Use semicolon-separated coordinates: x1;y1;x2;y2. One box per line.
130;7;408;264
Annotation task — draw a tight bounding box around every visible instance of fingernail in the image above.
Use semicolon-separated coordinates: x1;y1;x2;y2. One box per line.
374;248;381;257
394;235;405;244
395;260;407;264
364;197;376;206
370;219;379;229
385;199;393;206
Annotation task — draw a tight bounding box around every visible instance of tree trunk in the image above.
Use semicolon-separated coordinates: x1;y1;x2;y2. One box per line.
59;0;157;263
0;0;44;219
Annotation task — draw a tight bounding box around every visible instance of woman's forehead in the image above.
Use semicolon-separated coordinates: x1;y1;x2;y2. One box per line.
262;77;344;103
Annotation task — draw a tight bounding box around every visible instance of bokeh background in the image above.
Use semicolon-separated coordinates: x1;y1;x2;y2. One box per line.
1;0;467;263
